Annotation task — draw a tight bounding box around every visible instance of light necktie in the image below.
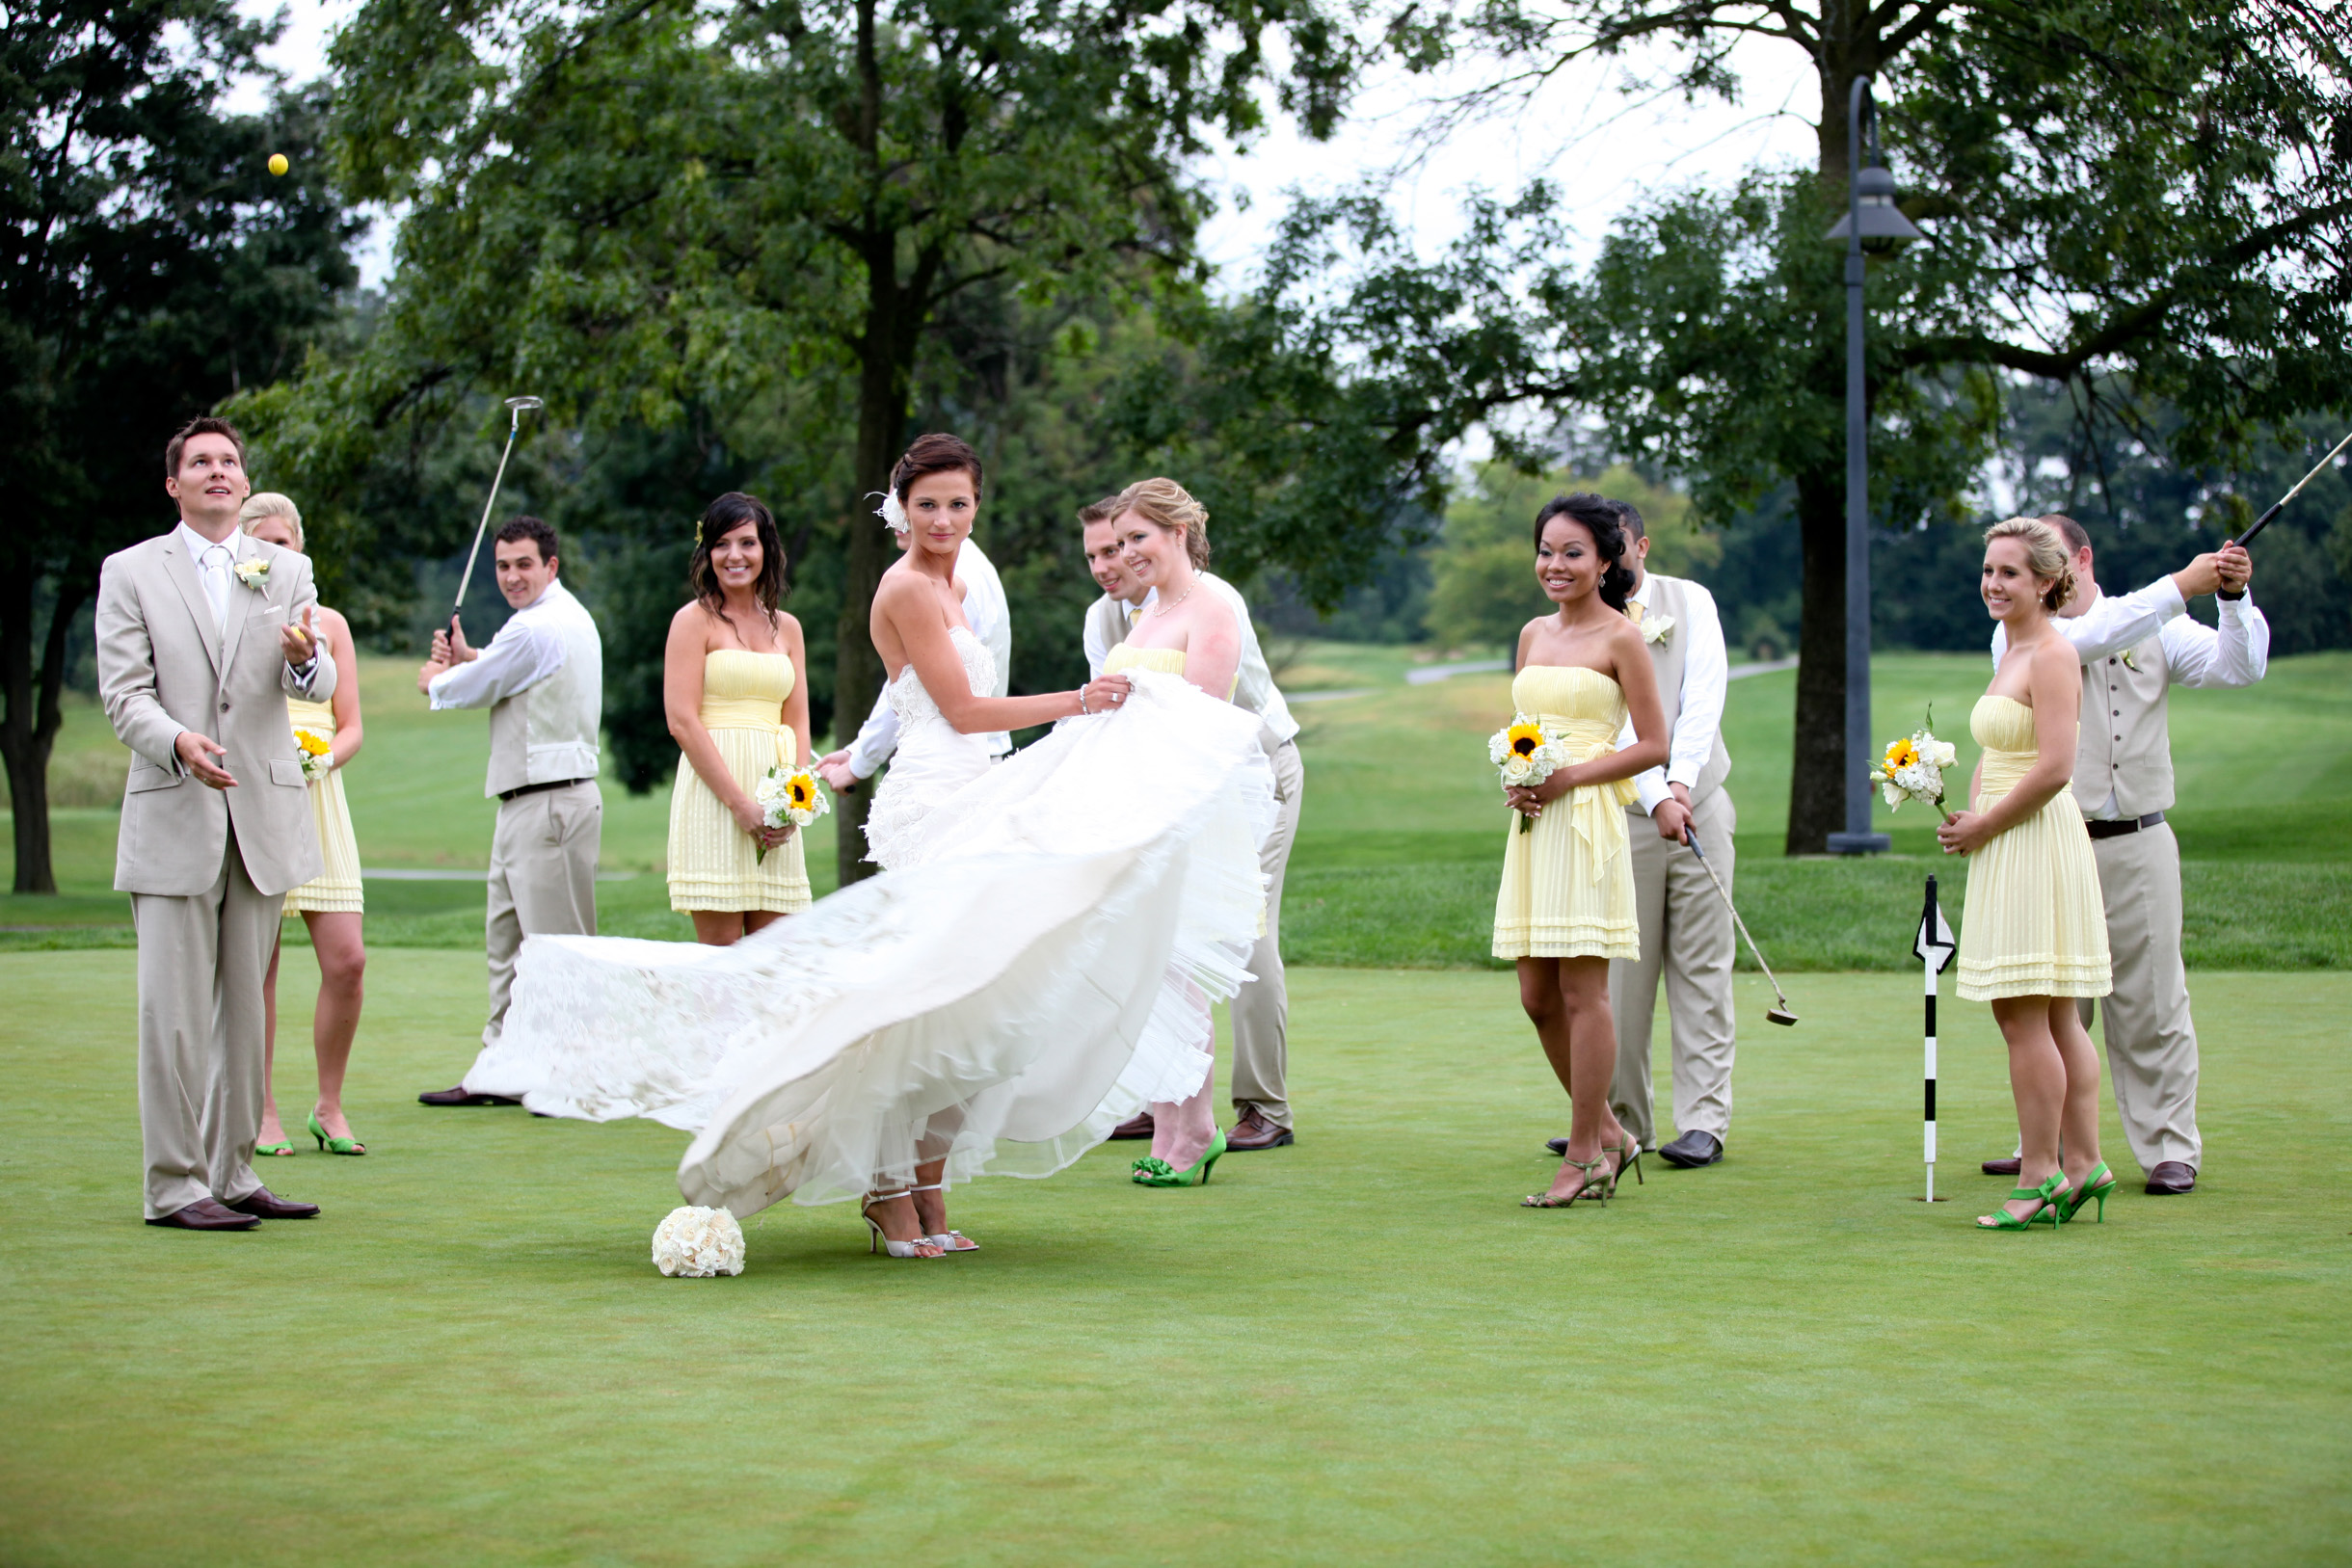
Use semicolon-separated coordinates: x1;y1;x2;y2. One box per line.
199;544;233;636
1627;599;1645;625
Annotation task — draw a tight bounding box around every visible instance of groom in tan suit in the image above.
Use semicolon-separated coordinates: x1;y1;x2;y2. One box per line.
97;416;338;1230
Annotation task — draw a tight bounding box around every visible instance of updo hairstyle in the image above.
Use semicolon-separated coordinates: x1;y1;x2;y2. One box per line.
892;433;984;501
1113;476;1211;569
1533;492;1636;613
690;492;788;616
239;492;304;553
1984;516;2075;613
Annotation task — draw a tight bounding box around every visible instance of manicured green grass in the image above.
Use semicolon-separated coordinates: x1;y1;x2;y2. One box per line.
4;952;2346;1565
8;649;2346;969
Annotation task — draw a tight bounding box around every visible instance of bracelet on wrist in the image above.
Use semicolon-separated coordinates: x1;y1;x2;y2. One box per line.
2217;587;2245;600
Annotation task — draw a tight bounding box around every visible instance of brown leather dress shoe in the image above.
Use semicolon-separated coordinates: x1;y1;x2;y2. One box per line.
226;1186;321;1219
1225;1106;1294;1151
1109;1111;1154;1141
418;1085;521;1106
1982;1156;2022;1177
147;1198;260;1231
2145;1160;2197;1194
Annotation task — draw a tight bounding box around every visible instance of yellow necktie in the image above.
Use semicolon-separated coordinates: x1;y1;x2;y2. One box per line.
1627;600;1645;625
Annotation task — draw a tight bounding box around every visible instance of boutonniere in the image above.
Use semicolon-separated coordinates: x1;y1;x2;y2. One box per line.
232;558;271;591
1641;613;1676;646
2120;648;2141;673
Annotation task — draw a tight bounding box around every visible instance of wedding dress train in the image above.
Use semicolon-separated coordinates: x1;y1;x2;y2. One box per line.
481;631;1275;1217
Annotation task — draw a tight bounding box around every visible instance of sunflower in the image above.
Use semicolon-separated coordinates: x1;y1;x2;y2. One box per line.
1506;720;1546;760
295;729;332;757
1883;736;1918;771
788;775;815;811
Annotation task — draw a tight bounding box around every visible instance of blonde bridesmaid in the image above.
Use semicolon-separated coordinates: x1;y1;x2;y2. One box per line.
665;492;813;943
240;494;370;1156
1491;493;1668;1209
1939;517;2116;1231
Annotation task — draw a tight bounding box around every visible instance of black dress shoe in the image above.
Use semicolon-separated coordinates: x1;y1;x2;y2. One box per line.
147;1198;259;1231
225;1186;321;1219
1544;1136;1570;1156
418;1085;521;1106
2145;1160;2197;1194
1656;1130;1724;1168
1982;1156;2022;1177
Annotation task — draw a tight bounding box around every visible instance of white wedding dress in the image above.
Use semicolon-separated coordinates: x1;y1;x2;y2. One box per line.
483;626;1275;1217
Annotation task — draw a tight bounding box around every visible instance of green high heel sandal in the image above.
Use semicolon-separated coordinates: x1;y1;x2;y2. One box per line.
1977;1170;2067;1232
1523;1155;1610;1209
1603;1136;1644;1195
1131;1129;1227;1187
308;1109;365;1156
255;1136;296;1157
2057;1161;2117;1224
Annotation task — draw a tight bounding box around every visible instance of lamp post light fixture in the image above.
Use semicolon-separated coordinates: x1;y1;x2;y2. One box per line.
1823;73;1924;856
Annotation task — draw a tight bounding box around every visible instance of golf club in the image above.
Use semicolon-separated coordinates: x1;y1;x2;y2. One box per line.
2232;427;2352;549
1683;826;1797;1025
451;395;547;625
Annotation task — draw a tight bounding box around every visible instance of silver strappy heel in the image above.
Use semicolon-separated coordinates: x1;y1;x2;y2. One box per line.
862;1191;945;1258
909;1182;979;1252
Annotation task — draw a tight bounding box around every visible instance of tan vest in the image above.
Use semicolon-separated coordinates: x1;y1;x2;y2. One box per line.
2074;630;2174;817
484;581;604;798
1628;572;1732;811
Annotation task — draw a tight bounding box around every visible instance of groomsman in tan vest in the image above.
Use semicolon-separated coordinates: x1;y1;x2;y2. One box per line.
1985;518;2259;1195
97;416;338;1229
414;517;605;1107
1079;496;1306;1152
1585;501;1739;1166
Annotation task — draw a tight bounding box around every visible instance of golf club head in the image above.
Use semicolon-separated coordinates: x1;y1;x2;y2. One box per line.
505;395;546;413
1766;1007;1799;1027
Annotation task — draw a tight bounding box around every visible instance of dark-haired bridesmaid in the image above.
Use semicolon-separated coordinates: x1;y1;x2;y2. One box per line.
664;493;813;943
1492;492;1669;1209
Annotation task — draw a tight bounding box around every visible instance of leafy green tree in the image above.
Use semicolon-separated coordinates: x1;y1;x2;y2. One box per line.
1235;0;2352;849
277;0;1352;885
1;1;357;891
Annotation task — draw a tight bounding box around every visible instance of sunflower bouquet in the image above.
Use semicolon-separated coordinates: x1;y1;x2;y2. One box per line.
752;765;830;863
293;729;334;784
1488;713;1570;834
1871;715;1961;822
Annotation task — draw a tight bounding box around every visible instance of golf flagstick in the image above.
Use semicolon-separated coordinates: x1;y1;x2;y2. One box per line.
1682;827;1796;1025
2232;427;2352;549
1914;875;1958;1202
452;396;546;625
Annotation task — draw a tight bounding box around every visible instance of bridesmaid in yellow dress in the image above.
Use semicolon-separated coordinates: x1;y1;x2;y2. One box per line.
1939;517;2116;1231
1492;493;1668;1209
1109;477;1246;1187
664;492;814;943
239;494;371;1156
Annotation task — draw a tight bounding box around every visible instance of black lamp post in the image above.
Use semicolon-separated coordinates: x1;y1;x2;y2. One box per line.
1823;73;1923;856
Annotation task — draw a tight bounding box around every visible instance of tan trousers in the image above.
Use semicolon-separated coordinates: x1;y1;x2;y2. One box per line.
465;782;601;1091
1232;738;1303;1129
1608;787;1738;1149
131;829;284;1218
2079;822;2201;1173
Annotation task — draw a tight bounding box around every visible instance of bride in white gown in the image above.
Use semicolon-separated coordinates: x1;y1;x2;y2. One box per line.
482;436;1275;1261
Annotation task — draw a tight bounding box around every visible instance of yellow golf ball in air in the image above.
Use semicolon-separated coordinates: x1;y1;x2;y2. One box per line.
267;153;289;176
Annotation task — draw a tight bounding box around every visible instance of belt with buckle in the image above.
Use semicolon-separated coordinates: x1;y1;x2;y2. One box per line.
498;777;590;803
2085;811;2164;839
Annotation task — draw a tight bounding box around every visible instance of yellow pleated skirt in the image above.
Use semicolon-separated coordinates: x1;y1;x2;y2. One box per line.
283;698;362;916
1489;668;1640;962
667;651;813;915
1955;699;2112;1001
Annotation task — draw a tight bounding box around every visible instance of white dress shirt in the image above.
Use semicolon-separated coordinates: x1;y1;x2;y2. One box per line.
845;540;1012;777
428;582;576;709
1083;595;1142;680
1991;574;2270;817
1616;571;1728;815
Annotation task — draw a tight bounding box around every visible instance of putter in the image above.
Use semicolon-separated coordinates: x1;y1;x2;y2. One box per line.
451;395;546;627
1682;826;1797;1025
2232;427;2352;549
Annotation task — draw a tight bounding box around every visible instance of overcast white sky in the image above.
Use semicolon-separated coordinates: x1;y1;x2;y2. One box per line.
232;1;1825;291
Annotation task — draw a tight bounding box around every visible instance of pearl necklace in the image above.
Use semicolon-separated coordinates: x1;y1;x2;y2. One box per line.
1148;580;1198;619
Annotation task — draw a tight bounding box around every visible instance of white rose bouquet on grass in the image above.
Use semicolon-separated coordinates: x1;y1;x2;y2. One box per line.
751;765;830;863
1488;714;1570;834
1871;713;1961;822
652;1206;745;1277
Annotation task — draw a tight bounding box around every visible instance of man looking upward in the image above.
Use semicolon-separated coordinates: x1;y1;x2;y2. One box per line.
1985;519;2260;1196
414;517;605;1107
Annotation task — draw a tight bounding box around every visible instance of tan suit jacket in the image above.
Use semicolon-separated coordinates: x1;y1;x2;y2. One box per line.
97;530;337;896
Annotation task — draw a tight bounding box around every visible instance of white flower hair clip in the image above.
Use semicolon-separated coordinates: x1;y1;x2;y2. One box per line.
869;490;909;534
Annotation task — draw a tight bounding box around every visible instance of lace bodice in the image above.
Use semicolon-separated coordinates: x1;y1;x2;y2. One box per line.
887;626;997;738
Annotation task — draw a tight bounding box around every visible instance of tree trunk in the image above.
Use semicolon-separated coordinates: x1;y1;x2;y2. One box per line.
1784;467;1849;854
0;572;86;895
834;271;914;890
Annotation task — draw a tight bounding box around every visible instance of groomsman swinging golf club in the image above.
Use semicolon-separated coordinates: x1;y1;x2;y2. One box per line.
1982;518;2263;1196
1550;498;1739;1170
